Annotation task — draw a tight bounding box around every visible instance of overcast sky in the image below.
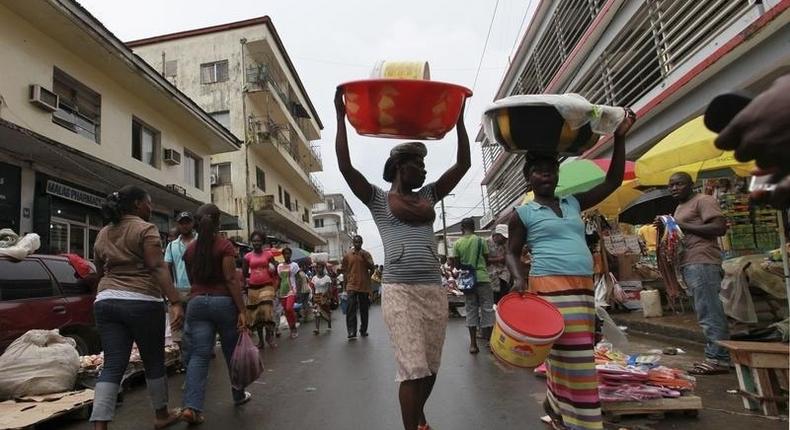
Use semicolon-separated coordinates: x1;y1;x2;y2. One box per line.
78;0;537;262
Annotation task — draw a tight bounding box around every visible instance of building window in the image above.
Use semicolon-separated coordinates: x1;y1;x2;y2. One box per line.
210;162;231;186
52;67;101;143
131;119;160;167
314;218;324;228
283;190;291;211
303;208;310;223
294;199;299;212
184;151;203;189
164;60;177;78
255;167;266;191
200;60;229;84
0;260;55;301
278;185;283;204
210;110;230;129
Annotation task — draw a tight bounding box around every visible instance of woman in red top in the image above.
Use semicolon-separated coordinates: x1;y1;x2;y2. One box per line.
181;204;249;424
243;230;278;348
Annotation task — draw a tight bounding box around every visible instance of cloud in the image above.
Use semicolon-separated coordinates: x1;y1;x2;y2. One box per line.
77;0;536;262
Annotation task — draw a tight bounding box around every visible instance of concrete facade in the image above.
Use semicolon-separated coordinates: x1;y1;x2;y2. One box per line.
478;0;790;226
312;194;358;262
0;0;239;257
129;18;326;250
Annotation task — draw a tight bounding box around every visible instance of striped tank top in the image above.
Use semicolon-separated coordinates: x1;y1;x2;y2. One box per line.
367;184;441;285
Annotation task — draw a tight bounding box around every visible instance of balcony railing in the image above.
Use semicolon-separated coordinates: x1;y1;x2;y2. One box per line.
245;62;315;142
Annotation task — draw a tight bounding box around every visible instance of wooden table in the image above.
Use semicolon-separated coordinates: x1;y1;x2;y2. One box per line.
717;340;789;416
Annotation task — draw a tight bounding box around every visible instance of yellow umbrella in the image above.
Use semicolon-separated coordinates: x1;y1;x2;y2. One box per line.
522;180;642;217
636;116;755;186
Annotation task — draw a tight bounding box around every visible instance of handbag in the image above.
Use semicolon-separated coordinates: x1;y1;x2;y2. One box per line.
457;237;483;294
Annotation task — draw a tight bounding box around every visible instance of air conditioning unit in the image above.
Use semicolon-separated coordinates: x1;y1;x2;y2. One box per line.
167;184;187;195
29;85;59;112
210;173;218;186
163;148;181;165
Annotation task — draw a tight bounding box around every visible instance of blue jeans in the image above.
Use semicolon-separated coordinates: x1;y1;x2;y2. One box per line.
183;295;245;412
90;299;168;422
681;264;730;364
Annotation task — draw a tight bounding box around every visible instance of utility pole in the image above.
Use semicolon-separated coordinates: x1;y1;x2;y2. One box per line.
440;198;449;260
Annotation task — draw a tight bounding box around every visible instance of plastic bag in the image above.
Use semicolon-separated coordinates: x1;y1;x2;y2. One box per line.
0;233;40;260
0;329;80;400
230;331;263;390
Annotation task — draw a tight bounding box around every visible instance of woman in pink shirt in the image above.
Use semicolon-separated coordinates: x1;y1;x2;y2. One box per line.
243;231;277;348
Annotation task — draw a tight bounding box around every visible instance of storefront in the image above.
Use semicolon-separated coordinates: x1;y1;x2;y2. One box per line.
33;174;104;258
0;162;21;232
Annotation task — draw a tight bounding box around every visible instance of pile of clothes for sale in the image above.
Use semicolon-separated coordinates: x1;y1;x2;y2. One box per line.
595;343;696;403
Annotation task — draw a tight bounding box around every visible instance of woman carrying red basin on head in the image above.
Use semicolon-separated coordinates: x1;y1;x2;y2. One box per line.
334;84;470;430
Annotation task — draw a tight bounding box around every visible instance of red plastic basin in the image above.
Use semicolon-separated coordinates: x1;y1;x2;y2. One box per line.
339;79;472;140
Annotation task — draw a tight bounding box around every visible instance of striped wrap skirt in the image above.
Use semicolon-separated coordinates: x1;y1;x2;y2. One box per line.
531;275;602;430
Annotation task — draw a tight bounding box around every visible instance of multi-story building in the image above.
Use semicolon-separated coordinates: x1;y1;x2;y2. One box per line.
128;17;326;250
312;194;358;262
0;0;240;257
434;216;488;259
479;0;790;226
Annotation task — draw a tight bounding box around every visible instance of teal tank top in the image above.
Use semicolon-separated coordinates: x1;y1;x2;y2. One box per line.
516;195;593;277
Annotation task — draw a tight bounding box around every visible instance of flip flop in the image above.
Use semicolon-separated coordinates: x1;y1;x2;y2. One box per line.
689;361;729;375
180;408;205;426
154;409;183;429
234;391;253;406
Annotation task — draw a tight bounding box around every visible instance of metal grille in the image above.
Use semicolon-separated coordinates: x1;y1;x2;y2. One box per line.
482;143;503;172
486;156;527;217
512;0;602;95
573;0;751;106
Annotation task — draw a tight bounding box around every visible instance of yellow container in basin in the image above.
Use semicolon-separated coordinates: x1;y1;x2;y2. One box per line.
490;293;564;368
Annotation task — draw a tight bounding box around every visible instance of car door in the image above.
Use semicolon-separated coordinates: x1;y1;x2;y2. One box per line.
41;258;94;326
0;258;70;351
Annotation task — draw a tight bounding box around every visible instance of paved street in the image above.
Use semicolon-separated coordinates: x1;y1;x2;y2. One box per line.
52;306;786;430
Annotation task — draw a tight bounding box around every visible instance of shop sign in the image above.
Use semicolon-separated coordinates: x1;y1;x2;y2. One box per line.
46;180;105;209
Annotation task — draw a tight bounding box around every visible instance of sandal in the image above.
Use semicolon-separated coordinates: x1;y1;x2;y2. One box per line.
417;424;432;430
469;345;480;354
154;409;183;429
541;399;567;430
180;408;205;426
234;391;253;406
689;361;729;375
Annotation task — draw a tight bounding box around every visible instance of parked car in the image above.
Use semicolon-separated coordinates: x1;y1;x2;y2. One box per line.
0;254;99;356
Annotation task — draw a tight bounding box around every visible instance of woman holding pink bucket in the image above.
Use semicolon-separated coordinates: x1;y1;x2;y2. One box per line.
506;111;635;430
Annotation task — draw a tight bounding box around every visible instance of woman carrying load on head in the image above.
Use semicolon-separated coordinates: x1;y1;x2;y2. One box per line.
334;87;470;430
506;110;635;430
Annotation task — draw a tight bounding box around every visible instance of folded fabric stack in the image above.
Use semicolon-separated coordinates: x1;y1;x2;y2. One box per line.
595;348;696;402
646;366;696;391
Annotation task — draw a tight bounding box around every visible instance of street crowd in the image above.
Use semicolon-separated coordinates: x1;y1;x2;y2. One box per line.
85;75;789;430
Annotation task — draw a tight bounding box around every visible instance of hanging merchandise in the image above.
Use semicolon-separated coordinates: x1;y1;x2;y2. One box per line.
656;216;686;312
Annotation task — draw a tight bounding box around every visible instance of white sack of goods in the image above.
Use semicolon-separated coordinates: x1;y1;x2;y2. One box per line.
0;329;80;400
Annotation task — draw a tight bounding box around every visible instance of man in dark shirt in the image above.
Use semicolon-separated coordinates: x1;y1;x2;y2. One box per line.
342;235;375;339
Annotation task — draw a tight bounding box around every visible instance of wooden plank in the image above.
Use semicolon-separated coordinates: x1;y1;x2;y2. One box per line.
602;395;702;414
777;369;789;392
735;364;759;410
754;368;780;416
717;341;790;355
749;352;790;369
